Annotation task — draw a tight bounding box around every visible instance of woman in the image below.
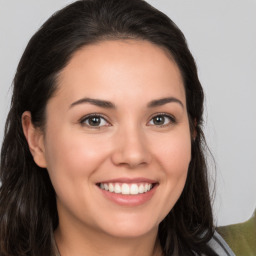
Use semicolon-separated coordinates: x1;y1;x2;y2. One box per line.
0;0;234;255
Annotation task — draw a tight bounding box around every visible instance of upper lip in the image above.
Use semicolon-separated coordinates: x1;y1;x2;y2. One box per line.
97;177;158;184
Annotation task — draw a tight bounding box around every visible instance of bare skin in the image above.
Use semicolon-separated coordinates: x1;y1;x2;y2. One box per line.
22;40;191;256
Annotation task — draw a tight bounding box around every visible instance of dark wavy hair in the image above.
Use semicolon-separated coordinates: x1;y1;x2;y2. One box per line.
0;0;216;255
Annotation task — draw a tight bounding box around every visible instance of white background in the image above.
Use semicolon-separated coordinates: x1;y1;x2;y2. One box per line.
0;0;255;226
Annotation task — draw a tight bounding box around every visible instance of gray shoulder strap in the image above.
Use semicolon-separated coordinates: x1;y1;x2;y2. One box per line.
207;231;236;256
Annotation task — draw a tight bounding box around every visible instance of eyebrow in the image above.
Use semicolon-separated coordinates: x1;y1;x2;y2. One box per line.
147;97;184;108
70;97;116;109
69;96;184;109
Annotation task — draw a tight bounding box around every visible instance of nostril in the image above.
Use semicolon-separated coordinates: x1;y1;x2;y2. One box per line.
111;147;151;168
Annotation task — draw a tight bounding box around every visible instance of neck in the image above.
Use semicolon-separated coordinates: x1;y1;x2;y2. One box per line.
54;224;162;256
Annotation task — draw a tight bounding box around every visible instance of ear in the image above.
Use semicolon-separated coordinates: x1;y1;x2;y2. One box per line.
21;111;47;168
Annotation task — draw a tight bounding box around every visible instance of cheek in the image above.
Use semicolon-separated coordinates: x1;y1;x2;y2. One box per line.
153;128;191;211
168;141;191;172
43;130;113;220
43;127;110;191
156;129;191;174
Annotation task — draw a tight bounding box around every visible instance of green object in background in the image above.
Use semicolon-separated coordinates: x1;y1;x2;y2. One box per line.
217;209;256;256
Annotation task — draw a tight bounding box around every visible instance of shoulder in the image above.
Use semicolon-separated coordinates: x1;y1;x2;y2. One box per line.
217;211;256;255
207;231;235;256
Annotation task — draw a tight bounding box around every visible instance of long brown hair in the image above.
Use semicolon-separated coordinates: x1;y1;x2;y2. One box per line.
0;0;216;255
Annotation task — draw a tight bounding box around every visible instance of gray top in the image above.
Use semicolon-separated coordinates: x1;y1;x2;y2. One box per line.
207;231;235;256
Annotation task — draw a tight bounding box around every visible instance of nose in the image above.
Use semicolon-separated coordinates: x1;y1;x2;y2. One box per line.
111;126;152;168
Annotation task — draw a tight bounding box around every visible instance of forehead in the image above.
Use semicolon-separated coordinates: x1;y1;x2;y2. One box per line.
54;39;185;107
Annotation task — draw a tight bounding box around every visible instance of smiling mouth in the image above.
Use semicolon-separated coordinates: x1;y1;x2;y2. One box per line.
97;182;156;195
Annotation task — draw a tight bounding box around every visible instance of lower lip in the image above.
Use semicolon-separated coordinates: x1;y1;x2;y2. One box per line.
98;185;158;206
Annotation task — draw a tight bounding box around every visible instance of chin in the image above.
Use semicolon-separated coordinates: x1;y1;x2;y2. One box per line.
98;216;160;239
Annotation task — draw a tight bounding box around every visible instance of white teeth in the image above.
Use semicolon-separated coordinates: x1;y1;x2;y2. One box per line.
130;184;139;194
109;183;114;192
138;184;144;193
103;184;108;190
146;184;152;192
122;184;129;194
114;184;121;193
99;182;154;195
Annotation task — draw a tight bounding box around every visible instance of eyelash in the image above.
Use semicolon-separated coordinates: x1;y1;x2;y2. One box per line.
148;113;176;127
79;112;176;129
80;114;110;129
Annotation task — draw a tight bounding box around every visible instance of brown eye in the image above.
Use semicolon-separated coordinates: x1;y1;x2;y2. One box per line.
149;114;175;127
88;116;101;126
152;116;165;125
81;115;109;127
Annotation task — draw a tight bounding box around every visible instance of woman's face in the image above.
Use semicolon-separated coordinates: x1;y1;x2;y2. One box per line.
39;40;191;238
